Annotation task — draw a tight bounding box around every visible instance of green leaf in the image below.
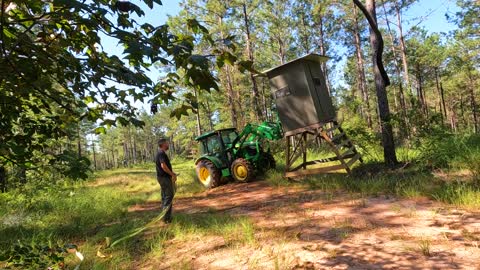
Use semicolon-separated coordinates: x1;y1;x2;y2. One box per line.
95;127;107;134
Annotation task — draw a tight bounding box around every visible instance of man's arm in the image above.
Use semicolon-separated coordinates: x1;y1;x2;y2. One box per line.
160;162;175;177
161;162;177;181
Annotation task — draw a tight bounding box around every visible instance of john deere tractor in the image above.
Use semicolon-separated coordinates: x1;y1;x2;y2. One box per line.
194;121;283;188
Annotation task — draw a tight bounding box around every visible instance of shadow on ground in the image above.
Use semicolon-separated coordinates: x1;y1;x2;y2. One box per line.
129;181;480;269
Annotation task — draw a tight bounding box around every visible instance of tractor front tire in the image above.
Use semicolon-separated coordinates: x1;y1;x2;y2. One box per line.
196;160;222;189
231;158;255;182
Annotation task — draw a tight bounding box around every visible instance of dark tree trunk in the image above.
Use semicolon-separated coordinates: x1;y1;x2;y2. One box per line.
317;15;332;95
123;142;128;166
77;124;82;158
440;82;447;119
205;99;214;130
416;65;427;116
133;135;137;164
111;148;116;168
18;167;26;185
0;166;6;192
261;79;269;121
92;140;97;170
467;71;479;133
242;3;262;121
194;88;202;136
234;74;245;128
434;68;446;123
460;94;467;128
354;0;398;166
106;152;110;169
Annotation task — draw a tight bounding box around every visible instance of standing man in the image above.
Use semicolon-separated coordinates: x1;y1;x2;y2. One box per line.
155;138;177;223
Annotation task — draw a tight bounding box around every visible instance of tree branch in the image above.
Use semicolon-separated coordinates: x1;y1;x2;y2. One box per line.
352;0;390;86
0;0;7;56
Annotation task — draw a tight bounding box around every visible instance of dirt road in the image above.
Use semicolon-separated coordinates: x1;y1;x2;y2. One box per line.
132;181;480;269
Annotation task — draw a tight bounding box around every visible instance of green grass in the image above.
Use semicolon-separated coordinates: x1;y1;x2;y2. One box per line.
265;133;480;209
0;158;256;269
418;239;432;257
2;140;480;268
264;159;480;209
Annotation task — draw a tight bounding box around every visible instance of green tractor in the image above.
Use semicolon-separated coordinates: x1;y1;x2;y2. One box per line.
194;121;283;188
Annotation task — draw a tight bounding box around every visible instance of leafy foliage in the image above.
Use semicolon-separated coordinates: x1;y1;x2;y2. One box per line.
0;241;69;270
0;0;243;179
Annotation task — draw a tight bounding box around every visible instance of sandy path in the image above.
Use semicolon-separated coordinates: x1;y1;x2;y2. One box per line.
133;181;480;269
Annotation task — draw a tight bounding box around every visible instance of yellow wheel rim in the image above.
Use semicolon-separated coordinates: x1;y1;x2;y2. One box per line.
233;164;248;181
199;167;210;184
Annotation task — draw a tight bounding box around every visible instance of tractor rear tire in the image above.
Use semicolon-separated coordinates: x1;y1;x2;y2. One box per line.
231;158;255;182
265;153;276;169
196;160;222;189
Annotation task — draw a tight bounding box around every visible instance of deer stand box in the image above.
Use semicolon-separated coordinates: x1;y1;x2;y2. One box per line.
262;54;362;178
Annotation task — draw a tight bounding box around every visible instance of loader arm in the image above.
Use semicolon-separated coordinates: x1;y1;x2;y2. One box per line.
231;121;283;154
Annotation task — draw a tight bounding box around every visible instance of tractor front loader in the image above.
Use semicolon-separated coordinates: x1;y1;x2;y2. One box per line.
194;121;283;189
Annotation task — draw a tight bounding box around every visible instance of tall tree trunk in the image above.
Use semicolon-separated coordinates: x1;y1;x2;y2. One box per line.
277;37;286;64
353;4;373;128
394;1;410;94
194;88;202;136
242;3;262;121
92;140;97;170
18;167;26;185
225;66;238;128
219;16;238;128
450;104;458;133
317;16;332;95
77;124;82;158
460;93;467;128
434;68;446;123
234;73;245;127
381;0;408;133
204;99;214;130
113;147;117;168
123;142;128;166
354;0;398;166
128;129;134;164
300;11;311;53
105;152;109;169
467;70;478;133
132;134;137;164
440;82;447;119
0;166;6;192
261;79;269;121
416;65;427;116
144;142;148;163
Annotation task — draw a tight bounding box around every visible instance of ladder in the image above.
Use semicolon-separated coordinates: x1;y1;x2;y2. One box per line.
284;120;362;178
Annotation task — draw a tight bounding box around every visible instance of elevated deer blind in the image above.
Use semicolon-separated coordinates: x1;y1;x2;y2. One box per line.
262;54;362;178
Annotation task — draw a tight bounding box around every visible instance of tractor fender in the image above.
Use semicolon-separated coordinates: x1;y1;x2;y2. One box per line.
195;156;224;169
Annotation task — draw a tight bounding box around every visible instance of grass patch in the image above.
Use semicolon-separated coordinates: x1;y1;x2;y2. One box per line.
166;212;256;245
0;158;258;269
431;181;480;208
264;160;480;208
418;239;432;257
2;138;480;268
0;159;207;269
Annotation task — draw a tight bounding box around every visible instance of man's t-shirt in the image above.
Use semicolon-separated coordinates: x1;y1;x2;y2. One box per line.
155;150;172;178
